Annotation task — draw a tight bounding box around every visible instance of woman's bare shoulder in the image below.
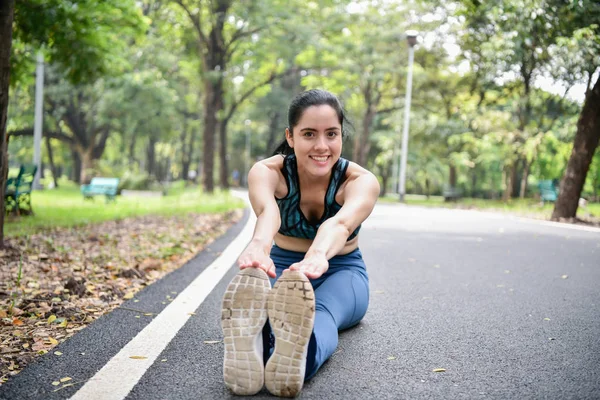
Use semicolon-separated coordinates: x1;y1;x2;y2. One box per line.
258;154;285;171
253;155;288;198
345;160;375;180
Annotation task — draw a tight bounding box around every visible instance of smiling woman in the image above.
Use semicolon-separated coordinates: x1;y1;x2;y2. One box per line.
220;89;380;397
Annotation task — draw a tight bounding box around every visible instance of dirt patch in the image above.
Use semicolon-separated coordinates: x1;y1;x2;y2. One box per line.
0;209;243;385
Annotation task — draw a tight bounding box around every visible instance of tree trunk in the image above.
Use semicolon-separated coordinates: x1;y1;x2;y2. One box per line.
503;163;517;201
552;76;600;219
128;132;137;166
449;164;457;187
180;118;190;181
202;78;223;193
72;150;81;183
45;136;59;188
219;117;229;189
0;0;14;247
146;136;156;176
267;110;281;155
520;158;530;199
353;103;376;167
80;150;95;184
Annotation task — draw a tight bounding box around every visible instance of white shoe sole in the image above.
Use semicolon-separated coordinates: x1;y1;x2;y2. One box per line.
221;268;271;395
265;270;315;398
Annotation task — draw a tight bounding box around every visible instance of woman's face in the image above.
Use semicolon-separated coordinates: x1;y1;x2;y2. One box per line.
286;105;343;178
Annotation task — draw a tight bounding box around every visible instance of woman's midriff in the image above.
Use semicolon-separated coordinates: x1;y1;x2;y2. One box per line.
274;232;359;255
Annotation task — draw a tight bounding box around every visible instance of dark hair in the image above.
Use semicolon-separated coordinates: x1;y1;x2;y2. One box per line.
272;89;350;156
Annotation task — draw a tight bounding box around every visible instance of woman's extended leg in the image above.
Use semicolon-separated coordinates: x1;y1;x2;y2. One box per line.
304;267;369;379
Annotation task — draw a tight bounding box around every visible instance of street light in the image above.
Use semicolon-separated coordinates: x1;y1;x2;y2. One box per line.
33;52;44;190
244;119;251;187
398;30;418;202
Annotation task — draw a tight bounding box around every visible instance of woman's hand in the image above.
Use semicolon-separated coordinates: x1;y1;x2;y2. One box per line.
238;241;276;278
289;252;329;279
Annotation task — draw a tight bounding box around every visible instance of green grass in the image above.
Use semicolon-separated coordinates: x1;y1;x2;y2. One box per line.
378;193;600;219
5;183;246;237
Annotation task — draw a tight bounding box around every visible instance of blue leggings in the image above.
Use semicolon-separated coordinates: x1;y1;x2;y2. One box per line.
265;245;370;380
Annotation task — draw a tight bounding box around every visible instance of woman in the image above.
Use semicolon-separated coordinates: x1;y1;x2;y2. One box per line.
221;89;380;397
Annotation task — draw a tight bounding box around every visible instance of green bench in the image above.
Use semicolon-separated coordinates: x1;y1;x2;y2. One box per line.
538;180;559;203
81;177;119;202
443;185;462;202
4;164;37;216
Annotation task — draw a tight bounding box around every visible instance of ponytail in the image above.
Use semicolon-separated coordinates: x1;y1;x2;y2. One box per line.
272;138;294;156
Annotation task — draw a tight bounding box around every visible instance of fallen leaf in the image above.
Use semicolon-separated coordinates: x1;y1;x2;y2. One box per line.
187;312;196;316
59;319;68;328
203;340;221;344
123;292;134;300
544;318;551;321
22;343;30;349
0;310;7;318
561;275;568;279
47;315;57;324
55;351;63;356
433;368;446;373
52;381;61;386
60;377;72;383
48;337;59;345
12;318;24;326
143;313;153;316
387;356;396;360
139;259;162;271
13;330;23;337
129;356;148;360
161;359;167;362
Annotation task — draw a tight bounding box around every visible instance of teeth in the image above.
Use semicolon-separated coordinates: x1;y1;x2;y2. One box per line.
311;156;328;162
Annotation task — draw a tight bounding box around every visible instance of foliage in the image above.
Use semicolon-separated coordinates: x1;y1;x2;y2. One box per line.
12;0;148;85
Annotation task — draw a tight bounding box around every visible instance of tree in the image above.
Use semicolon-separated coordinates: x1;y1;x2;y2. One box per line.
0;0;146;247
0;0;15;248
551;15;600;217
552;75;600;218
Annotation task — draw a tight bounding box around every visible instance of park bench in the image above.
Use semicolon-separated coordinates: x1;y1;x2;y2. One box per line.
443;185;462;202
538;180;559;203
4;164;37;216
81;177;119;202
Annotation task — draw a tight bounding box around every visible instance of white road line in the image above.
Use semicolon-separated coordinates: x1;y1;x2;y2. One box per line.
70;200;254;400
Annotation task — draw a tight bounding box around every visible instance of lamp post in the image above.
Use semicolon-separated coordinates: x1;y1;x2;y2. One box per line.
244;119;251;187
33;52;44;190
398;30;418;202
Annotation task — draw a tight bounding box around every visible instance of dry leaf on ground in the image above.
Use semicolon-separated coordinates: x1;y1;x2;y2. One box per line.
0;210;242;385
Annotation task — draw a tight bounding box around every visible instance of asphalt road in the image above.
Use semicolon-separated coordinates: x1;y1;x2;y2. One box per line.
1;203;599;400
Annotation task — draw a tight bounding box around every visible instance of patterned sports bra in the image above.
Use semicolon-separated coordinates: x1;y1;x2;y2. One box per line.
275;154;361;241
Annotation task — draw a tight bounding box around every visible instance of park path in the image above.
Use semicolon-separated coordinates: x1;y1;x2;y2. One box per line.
1;196;599;400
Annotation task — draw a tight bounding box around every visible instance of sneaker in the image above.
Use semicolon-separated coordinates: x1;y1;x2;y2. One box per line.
221;268;271;395
265;270;316;398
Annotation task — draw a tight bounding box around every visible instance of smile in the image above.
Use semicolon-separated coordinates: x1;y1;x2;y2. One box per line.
310;156;329;162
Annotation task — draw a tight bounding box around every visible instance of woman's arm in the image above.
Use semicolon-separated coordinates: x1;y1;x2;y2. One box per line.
290;166;380;278
238;160;282;277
